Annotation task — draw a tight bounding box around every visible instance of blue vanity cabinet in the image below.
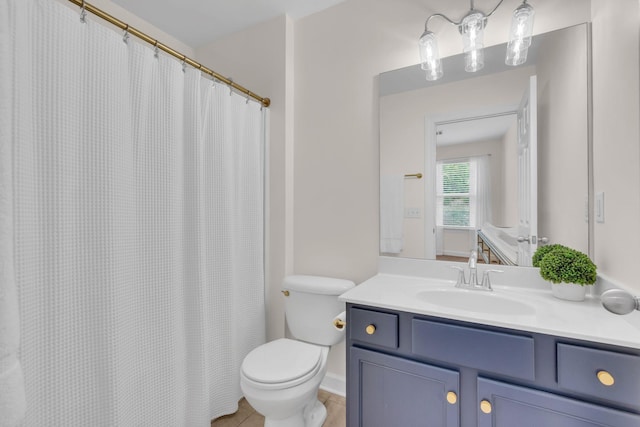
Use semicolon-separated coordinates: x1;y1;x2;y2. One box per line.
349;347;460;427
346;303;640;427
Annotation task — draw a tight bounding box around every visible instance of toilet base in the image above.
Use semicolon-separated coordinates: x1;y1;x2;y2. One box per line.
303;399;327;427
263;399;327;427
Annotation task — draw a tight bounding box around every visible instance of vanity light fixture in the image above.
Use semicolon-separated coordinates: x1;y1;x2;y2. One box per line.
418;0;535;81
506;1;535;65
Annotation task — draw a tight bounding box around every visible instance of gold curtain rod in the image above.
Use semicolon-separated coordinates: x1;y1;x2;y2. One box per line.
68;0;271;108
404;173;422;179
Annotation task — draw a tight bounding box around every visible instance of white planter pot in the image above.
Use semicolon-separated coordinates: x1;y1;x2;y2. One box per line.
551;282;587;302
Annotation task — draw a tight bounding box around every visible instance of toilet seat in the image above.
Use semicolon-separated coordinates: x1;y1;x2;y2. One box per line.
241;338;323;390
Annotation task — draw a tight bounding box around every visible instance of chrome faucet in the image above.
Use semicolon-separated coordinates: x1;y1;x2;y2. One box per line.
468;250;478;287
452;250;501;291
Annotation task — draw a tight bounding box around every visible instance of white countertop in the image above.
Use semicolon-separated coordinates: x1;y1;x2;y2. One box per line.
339;271;640;350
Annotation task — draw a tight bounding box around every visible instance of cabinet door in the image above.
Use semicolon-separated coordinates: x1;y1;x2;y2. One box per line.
478;378;640;427
349;347;459;427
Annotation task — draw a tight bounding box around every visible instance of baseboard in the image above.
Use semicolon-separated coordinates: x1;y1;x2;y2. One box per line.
320;372;346;397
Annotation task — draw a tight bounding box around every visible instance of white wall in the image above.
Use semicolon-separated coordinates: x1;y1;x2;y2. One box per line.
196;16;295;342
591;0;640;291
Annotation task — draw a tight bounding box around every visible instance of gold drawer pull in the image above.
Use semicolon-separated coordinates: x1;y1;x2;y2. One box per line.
597;370;615;386
446;391;457;405
365;324;376;335
480;400;492;414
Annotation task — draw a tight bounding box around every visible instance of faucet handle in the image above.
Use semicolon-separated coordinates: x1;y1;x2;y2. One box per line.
451;266;466;286
481;269;503;290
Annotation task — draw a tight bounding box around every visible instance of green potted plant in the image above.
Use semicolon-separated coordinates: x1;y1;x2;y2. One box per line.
532;244;597;301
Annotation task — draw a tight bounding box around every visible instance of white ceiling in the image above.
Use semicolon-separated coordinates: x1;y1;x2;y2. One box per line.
436;114;516;147
112;0;347;47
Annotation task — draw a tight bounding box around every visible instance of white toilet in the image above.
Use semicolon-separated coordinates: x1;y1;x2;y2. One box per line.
240;275;355;427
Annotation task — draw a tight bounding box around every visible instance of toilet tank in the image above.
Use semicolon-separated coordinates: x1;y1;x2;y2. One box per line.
283;275;355;346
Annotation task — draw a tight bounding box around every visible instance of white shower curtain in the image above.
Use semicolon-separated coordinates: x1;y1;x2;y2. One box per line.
471;155;493;228
2;1;265;425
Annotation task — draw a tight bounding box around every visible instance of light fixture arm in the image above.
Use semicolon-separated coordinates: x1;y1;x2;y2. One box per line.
424;13;460;32
423;0;507;31
485;0;508;18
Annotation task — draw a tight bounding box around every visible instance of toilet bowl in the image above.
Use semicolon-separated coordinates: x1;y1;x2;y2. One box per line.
241;339;329;427
240;275;355;427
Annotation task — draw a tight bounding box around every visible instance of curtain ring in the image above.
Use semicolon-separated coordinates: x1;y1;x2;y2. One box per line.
154;40;159;58
79;0;87;23
123;25;130;44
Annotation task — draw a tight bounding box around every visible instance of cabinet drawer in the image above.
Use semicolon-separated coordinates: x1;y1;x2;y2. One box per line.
557;343;640;410
412;319;535;381
349;307;398;349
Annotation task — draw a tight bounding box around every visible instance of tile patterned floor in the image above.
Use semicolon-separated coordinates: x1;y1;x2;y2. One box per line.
211;389;346;427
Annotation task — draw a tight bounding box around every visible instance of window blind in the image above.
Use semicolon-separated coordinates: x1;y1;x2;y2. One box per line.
436;160;474;227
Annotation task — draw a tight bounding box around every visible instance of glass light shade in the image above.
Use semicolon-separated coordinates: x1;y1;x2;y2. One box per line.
506;2;535;66
505;44;529;66
460;12;486;53
460;11;486;72
465;48;484;73
419;30;443;81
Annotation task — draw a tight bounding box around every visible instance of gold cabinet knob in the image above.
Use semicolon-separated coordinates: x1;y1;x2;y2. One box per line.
597;370;615;386
480;400;492;414
365;324;376;335
333;319;346;330
281;290;290;297
446;391;457;405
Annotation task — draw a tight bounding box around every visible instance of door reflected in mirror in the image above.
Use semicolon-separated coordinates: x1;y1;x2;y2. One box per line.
379;24;590;266
433;112;519;265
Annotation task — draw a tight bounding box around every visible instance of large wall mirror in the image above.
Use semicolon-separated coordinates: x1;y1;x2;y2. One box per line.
379;23;590;267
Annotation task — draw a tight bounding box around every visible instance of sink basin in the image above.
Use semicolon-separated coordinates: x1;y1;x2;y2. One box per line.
416;289;536;316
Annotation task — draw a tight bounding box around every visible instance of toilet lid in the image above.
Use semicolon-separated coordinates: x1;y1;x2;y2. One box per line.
242;338;322;385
